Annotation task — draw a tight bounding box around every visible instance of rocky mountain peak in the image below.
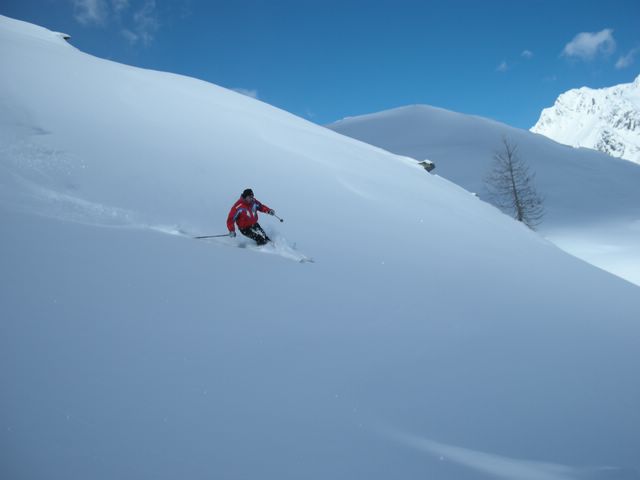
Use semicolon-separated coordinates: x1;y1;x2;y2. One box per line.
531;76;640;164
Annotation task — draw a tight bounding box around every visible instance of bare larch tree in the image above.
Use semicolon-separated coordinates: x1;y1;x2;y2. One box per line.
485;137;544;230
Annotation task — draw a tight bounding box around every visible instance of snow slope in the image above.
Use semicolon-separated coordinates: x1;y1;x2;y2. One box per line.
2;16;640;480
328;105;640;286
531;75;640;164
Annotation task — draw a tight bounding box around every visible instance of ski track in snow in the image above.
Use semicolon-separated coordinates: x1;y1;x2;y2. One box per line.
0;164;315;264
0;136;136;227
386;429;640;480
0;179;314;264
0;171;136;227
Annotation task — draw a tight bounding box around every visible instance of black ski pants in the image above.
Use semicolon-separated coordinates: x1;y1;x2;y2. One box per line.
240;223;271;245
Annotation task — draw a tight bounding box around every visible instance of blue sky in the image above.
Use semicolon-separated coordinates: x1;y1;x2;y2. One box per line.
2;0;639;129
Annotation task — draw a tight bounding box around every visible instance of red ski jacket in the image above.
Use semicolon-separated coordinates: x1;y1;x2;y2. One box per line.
226;197;271;231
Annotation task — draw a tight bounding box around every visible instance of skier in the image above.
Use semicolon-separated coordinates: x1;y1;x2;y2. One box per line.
226;188;276;245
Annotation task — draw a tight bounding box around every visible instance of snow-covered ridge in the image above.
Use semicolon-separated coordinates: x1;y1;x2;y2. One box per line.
0;14;72;47
328;103;640;286
531;75;640;164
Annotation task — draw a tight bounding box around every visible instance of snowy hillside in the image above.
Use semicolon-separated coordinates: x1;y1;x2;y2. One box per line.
531;75;640;164
2;15;640;480
328;105;640;286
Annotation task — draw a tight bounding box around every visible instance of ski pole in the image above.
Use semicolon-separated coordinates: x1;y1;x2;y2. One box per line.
273;214;284;223
194;233;233;239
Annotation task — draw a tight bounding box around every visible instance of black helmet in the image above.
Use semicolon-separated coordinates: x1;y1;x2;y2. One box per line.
241;188;254;198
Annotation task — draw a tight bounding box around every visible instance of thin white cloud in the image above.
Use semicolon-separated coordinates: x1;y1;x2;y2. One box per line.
522;50;534;59
561;28;616;61
120;28;138;44
233;88;259;99
71;0;160;46
111;0;129;14
131;0;159;46
72;0;109;25
616;47;640;69
496;60;509;72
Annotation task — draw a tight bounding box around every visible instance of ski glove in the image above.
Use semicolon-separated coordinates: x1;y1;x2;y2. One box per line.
229;231;236;238
268;209;275;215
